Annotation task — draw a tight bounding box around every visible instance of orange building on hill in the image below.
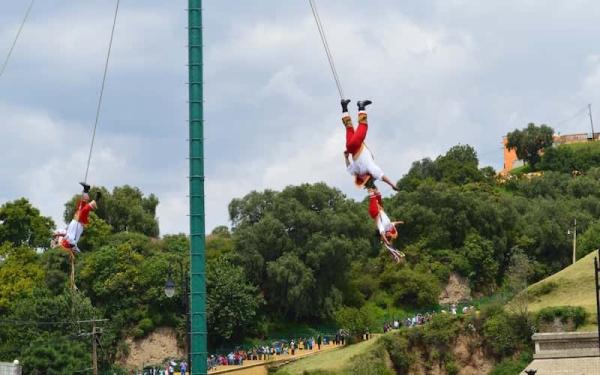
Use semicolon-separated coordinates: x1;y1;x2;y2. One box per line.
501;132;600;175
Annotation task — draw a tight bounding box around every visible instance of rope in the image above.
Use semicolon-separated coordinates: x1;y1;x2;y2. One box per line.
0;0;35;80
83;0;120;183
308;0;345;99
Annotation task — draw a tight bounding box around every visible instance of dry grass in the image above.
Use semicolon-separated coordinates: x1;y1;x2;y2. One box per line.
278;337;379;374
525;251;599;328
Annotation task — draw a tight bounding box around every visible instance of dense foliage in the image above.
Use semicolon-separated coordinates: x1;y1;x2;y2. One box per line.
506;123;554;167
1;127;599;369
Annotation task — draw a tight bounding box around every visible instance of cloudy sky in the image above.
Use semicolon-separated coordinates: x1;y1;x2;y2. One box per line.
1;0;600;235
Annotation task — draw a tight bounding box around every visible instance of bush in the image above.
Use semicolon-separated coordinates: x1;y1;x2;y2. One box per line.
380;332;412;372
482;313;519;357
422;314;461;350
536;306;588;329
341;344;395;375
445;360;459;375
489;351;533;375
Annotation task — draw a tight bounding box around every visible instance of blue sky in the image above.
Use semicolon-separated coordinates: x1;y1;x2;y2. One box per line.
1;1;600;234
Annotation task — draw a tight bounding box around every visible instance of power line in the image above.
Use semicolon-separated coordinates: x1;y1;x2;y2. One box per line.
0;0;35;79
551;104;589;128
0;318;108;326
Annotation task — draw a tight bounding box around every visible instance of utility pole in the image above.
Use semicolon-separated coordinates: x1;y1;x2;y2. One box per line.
76;319;106;375
593;250;600;355
568;219;577;265
589;103;595;140
92;320;98;375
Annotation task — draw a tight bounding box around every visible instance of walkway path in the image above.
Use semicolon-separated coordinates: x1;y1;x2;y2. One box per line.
209;342;343;374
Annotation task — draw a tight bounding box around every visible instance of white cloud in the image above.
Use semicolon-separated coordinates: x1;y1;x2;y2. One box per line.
4;0;600;235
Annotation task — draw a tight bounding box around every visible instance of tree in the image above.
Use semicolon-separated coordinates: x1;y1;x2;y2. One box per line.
229;183;372;319
505;248;534;317
0;198;54;248
577;221;600;259
64;185;159;237
0;288;98;369
266;253;316;319
207;257;263;346
334;305;377;338
435;144;483;185
506;123;554;168
0;243;44;310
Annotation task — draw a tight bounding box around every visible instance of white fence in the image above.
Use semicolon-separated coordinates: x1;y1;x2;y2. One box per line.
0;362;21;375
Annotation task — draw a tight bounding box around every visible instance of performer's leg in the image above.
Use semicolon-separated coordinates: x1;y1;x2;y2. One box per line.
347;110;369;154
65;220;79;245
72;222;84;244
368;189;381;219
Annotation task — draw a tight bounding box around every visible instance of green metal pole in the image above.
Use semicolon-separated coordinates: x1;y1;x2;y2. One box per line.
188;1;207;374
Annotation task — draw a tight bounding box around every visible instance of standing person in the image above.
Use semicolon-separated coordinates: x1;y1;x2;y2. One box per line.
317;335;322;350
340;99;399;191
51;182;101;254
290;339;295;356
179;361;187;375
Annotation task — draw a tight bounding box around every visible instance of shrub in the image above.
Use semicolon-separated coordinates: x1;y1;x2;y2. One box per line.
489;351;533;375
536;306;587;329
137;318;154;335
445;360;459;375
422;314;461;350
381;332;412;372
342;343;395;375
482;313;519;357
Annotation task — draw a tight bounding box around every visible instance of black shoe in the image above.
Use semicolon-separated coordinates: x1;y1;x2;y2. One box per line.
357;100;372;111
79;182;91;193
340;99;351;113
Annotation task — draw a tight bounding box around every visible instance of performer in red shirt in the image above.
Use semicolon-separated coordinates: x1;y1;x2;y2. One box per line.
367;186;405;262
52;182;100;254
340;99;399;191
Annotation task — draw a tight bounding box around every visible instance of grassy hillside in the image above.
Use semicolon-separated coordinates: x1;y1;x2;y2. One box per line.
525;250;599;329
276;337;380;374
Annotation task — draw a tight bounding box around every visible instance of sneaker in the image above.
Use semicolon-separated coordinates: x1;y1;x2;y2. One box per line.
79;182;91;193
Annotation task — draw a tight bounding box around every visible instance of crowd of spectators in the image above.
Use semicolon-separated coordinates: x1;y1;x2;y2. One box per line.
206;334;337;370
383;304;478;333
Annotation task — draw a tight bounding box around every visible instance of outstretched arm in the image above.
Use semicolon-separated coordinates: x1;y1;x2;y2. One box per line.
392;221;404;226
382;175;399;191
343;151;350;167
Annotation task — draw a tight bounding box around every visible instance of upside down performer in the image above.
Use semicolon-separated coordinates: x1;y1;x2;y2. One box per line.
368;186;405;262
51;182;101;255
341;99;399;191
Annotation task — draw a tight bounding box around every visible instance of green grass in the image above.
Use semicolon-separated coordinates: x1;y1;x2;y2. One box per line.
523;251;599;328
277;337;380;374
509;164;531;176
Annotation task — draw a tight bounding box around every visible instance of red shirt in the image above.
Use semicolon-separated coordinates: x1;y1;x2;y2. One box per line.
75;200;94;225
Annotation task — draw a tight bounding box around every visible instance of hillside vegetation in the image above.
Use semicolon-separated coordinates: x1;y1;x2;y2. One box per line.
3;132;600;371
526;251;598;323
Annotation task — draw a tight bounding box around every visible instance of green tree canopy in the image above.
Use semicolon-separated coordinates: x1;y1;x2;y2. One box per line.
506;123;554;168
64;185;159;237
229;183;372;320
207;257;263;346
0;243;44;310
398;144;487;190
0;198;54;248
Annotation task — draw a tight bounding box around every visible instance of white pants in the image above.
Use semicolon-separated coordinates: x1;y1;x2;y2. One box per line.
65;219;84;246
347;147;385;180
377;210;393;235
